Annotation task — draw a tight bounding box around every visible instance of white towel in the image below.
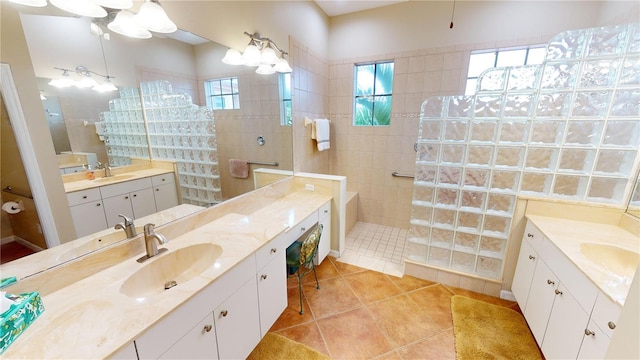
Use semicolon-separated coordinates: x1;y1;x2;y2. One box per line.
314;119;330;151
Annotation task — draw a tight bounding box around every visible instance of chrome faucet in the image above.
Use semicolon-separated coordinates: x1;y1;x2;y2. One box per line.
114;214;137;238
96;162;113;177
143;223;168;259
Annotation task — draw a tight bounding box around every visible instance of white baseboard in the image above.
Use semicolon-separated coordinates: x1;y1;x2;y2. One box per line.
1;235;18;245
500;290;517;302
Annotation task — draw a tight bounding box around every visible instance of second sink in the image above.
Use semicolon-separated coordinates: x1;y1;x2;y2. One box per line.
581;242;640;278
120;243;223;298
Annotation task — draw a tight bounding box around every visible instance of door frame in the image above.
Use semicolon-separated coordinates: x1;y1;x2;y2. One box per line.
0;63;60;248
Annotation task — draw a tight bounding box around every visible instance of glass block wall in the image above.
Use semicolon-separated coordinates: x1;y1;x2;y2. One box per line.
407;23;640;280
100;80;222;207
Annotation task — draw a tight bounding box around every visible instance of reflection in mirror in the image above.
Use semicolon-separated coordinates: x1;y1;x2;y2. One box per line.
0;10;293;276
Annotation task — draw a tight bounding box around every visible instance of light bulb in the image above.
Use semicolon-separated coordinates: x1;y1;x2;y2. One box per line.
50;0;107;18
256;64;275;75
134;0;177;34
274;58;292;73
260;45;278;65
242;44;262;67
221;49;244;65
108;10;152;39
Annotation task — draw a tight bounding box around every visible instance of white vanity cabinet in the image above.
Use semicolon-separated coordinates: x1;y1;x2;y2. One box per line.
511;222;542;311
67;172;180;237
158;314;217;360
67;188;108;237
513;219;623;360
316;201;331;265
152;174;179;211
214;278;261;359
134;246;266;360
256;235;288;337
101;178;156;227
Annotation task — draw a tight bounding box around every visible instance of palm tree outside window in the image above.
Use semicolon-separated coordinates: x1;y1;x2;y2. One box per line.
354;61;394;126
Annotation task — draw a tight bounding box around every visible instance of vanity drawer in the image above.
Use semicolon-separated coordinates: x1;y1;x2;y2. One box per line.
152;173;175;187
67;188;101;206
255;236;286;270
590;293;622;339
100;177;152;198
319;201;331;221
280;211;319;248
523;220;544;252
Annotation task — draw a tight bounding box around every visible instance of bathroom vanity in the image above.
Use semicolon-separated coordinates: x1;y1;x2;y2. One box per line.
1;175;340;359
63;165;179;237
512;215;639;359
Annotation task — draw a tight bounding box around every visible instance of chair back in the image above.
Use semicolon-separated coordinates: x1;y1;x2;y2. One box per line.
298;223;323;267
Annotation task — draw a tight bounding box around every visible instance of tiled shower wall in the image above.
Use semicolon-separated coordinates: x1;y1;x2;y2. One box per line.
328;35;554;229
290;37;331;174
408;23;640;280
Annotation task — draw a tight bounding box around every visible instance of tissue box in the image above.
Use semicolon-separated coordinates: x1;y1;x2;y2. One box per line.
0;292;44;354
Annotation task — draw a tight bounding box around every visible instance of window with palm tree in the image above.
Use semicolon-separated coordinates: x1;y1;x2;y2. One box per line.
354;61;394;126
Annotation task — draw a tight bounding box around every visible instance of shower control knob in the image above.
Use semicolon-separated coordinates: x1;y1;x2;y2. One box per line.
608;321;616;329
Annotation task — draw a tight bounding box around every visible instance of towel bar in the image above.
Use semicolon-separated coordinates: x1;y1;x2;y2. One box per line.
391;172;414;179
303;117;331;127
2;186;33;199
248;161;279;166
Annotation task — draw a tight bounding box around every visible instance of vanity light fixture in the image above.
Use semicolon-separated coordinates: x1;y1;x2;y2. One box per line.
222;32;292;75
8;0;176;40
48;66;117;92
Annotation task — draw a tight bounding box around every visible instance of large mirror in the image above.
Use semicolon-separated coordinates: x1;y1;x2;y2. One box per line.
1;10;293;272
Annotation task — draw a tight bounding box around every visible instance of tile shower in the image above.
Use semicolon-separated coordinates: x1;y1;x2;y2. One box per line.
99;80;222;206
407;24;640;280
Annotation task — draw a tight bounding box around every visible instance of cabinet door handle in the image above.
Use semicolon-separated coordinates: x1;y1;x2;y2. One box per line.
547;279;555;285
554;289;563;295
220;310;228;317
156;188;160;192
82;195;88;199
203;324;213;333
270;248;277;254
133;194;137;198
261;274;268;280
608;321;616;329
300;227;306;232
527;233;534;238
162;178;166;182
584;329;595;336
324;210;328;214
528;255;536;260
96;203;101;207
124;196;129;200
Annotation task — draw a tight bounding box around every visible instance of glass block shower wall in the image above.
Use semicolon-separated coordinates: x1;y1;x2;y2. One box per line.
407;23;640;280
100;80;222;207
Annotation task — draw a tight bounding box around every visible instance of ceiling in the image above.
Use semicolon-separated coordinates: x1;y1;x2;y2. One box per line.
314;0;409;17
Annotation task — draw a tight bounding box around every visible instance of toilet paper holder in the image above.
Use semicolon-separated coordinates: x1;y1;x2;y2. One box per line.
2;200;24;214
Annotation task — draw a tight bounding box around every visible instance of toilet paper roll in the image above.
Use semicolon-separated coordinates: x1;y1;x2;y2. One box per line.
2;201;22;214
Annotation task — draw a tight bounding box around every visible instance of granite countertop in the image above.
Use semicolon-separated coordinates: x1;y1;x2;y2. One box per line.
526;215;640;306
2;190;331;359
63;167;174;193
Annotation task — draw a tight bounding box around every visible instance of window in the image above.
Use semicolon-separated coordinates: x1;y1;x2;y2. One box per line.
204;77;239;110
353;61;394;126
465;46;546;95
279;73;292;126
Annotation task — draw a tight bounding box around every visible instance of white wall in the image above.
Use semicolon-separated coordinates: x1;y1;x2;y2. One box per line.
328;1;638;60
163;1;330;58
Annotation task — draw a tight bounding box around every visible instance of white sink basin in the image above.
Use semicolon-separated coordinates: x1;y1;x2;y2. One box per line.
56;227;144;262
120;243;223;298
580;243;640;278
93;174;137;183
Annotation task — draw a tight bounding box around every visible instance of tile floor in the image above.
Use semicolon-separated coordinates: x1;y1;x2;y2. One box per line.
339;222;408;277
270;256;519;359
0;241;36;264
